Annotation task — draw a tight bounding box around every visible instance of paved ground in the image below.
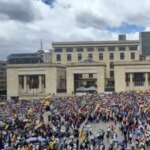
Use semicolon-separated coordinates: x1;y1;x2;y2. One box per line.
88;121;124;149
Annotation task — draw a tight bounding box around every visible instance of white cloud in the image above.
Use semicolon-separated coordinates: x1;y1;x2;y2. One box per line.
0;0;150;59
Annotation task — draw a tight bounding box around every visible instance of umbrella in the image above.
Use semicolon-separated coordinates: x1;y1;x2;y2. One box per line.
135;130;142;137
95;138;100;144
117;141;124;147
111;103;119;107
23;119;29;122
5;147;16;150
38;137;46;142
44;95;51;99
26;137;37;142
85;125;91;128
5;119;13;124
35;123;43;130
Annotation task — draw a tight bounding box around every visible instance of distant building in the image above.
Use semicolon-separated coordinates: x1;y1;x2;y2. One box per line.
52;34;140;92
7;34;149;100
7;50;52;64
0;61;6;99
140;31;150;58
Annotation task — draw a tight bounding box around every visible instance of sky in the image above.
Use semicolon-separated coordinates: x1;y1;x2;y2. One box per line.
0;0;150;60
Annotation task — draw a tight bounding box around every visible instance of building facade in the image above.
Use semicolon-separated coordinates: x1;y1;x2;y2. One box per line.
140;32;150;58
7;63;66;99
6;34;150;99
0;61;7;99
52;35;139;91
114;61;150;92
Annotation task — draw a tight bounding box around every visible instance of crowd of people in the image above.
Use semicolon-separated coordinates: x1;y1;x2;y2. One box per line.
0;91;150;150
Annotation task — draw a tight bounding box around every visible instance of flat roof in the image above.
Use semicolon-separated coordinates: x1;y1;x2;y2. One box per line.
52;40;139;47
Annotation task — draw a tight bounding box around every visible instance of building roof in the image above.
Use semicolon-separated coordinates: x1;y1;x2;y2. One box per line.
52;40;139;47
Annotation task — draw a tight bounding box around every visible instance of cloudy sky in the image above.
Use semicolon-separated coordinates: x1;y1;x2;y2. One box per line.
0;0;149;60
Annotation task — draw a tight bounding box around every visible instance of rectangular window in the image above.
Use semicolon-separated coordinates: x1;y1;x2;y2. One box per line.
78;54;82;61
131;52;135;59
119;47;125;51
120;53;124;60
19;75;24;89
98;47;105;51
66;47;73;52
67;54;72;61
108;47;115;51
87;47;94;52
54;48;63;53
89;74;93;78
41;75;46;88
110;53;114;60
76;47;83;52
27;75;39;89
99;53;103;60
110;71;114;77
110;62;114;69
129;46;138;51
88;53;93;59
56;54;61;61
134;81;144;86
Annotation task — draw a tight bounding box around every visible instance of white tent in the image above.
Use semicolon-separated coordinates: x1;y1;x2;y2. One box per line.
76;86;87;92
86;86;97;91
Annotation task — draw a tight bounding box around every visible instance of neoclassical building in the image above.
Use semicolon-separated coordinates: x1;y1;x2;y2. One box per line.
6;34;150;99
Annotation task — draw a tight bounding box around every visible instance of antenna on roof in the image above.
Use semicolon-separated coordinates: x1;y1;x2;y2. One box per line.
40;39;43;50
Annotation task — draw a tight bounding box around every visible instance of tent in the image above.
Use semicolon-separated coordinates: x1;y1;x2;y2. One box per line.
86;86;97;92
76;86;97;92
76;86;87;92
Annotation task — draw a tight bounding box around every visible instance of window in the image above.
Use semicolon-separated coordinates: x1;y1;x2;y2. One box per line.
125;73;130;82
133;73;144;86
129;46;137;51
110;71;114;77
78;54;82;61
134;81;144;86
67;54;72;61
98;47;104;51
119;47;125;51
76;47;83;52
19;75;24;89
41;75;46;88
120;53;124;60
99;53;103;60
88;53;93;59
131;52;135;59
54;48;63;53
110;62;114;69
87;47;94;52
108;47;115;51
66;47;73;52
109;53;114;60
56;54;61;61
27;75;39;89
89;74;93;78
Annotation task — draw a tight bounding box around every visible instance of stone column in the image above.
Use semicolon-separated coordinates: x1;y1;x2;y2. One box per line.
39;75;42;93
24;75;27;92
130;73;133;90
145;73;148;89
